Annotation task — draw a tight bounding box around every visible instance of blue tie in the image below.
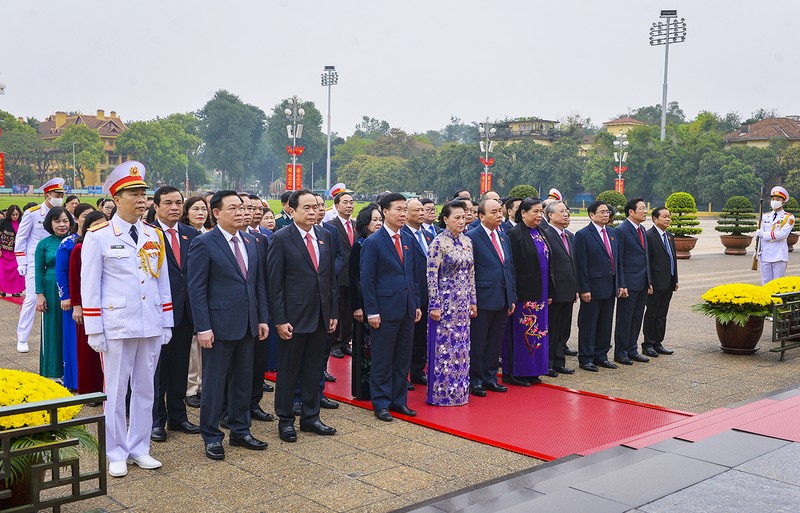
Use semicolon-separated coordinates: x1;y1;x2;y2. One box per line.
428;225;436;237
663;232;674;276
415;229;426;252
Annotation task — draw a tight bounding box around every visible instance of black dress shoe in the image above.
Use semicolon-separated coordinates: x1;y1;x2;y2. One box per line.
219;416;229;429
300;420;337;435
279;425;297;442
185;394;201;408
374;408;394;422
564;348;578;357
168;420;201;434
389;404;417;416
654;346;674;355
528;376;543;384
292;403;302;416
330;348;345;359
595;360;618;369
341;344;353;356
643;347;659;358
324;371;337;382
205;441;225;460
580;362;599;372
546;369;559;378
262;382;274;393
484;382;508;393
630;354;650;363
614;357;633;365
407;382;415;391
250;407;276;422
230;434;267;450
320;397;339;409
410;375;428;386
503;375;531;387
471;385;487;397
554;366;575;375
150;426;167;442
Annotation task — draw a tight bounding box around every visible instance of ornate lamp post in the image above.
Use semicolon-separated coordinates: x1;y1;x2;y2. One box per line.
478;119;496;195
650;10;687;141
613;131;629;194
320;66;338;192
284;96;305;190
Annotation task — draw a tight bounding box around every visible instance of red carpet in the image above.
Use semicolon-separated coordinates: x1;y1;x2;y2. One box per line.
1;295;23;306
266;356;691;461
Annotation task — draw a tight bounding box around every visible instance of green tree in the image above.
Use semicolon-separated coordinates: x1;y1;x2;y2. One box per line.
56;125;104;188
353;116;390;140
624;102;686;126
507;184;537;199
367;129;433;160
263;98;326;190
0;120;38;185
337;154;411;194
696;151;760;208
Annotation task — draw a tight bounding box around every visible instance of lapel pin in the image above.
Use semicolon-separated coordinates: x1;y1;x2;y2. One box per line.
181;235;188;240
319;240;325;245
404;246;408;250
244;238;250;244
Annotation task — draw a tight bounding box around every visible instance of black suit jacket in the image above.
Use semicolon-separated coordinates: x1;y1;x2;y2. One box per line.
324;217;355;287
401;225;433;306
267;223;338;334
574;223;620;300
646;226;678;291
508;223;549;302
158;221;200;327
543;225;578;303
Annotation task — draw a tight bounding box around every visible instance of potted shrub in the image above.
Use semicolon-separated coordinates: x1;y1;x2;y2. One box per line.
665;192;702;258
507;184;538;200
692;283;780;354
783;197;799;252
596;190;626;228
715;196;757;255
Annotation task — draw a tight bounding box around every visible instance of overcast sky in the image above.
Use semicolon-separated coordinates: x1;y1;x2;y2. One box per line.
3;1;797;136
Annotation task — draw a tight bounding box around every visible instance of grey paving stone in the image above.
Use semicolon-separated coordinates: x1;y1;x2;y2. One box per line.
664;430;789;467
639;469;800;513
736;442;800;487
405;507;448;513
645;437;693;453
573;452;727;507
430;479;520;512
763;388;800;402
458;488;543;513
545;445;636;473
494;488;630;513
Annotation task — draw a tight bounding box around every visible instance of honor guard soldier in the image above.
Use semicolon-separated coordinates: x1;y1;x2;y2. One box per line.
14;178;66;353
757;186;795;285
81;161;174;478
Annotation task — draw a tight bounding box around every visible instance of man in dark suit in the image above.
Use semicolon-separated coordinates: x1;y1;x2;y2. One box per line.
267;189;339;442
420;198;441;237
325;192;356;359
401;198;434;387
188;191;270;460
466;198;516;396
643;207;677;357
502;197;522;234
542;201;577;376
613;198;652;365
150;187;201;443
574;201;621;372
361;193;421;422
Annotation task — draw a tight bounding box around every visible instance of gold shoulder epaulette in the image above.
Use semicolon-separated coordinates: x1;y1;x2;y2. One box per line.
28;205;41;212
88;221;109;232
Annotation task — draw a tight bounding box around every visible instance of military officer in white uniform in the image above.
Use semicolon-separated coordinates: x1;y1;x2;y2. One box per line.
14;178;66;353
81;161;174;478
757;186;795;285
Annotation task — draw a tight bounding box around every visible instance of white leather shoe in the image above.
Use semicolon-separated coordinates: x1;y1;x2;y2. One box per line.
126;454;162;469
16;341;29;353
108;460;128;477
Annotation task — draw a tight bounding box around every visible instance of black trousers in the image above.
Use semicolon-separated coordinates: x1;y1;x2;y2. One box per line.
614;287;648;359
643;288;674;349
548;301;573;369
199;334;255;443
153;314;192;428
470;308;507;386
275;319;328;427
577;297;615;365
328;286;352;350
250;324;272;410
410;302;429;380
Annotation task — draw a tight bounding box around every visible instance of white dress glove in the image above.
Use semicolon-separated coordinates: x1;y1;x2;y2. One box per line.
87;334;108;353
17;265;26;276
162;328;172;345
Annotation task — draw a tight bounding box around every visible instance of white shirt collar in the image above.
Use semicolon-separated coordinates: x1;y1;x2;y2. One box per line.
383;225;399;238
481;223;498;238
295;223;317;240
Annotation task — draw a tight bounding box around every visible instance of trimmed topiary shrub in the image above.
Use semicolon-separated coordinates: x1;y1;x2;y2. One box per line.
665;192;702;237
507;185;538;200
596;190;626;227
715;196;758;236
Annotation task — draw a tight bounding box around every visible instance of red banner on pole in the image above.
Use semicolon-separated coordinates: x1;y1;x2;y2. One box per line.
294;164;303;190
0;153;5;187
286;164;295;191
480;172;492;195
615;178;625;194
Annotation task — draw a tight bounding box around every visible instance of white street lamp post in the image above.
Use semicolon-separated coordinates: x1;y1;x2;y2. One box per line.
284;96;305;190
613;131;629;193
650;10;687;141
478;119;496;195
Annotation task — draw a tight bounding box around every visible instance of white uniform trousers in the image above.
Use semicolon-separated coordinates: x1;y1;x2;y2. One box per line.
761;260;788;285
16;265;37;343
186;335;203;396
102;336;161;463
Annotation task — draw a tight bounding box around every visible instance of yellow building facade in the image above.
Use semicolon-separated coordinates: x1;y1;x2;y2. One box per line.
724;117;800;149
495;117;559;146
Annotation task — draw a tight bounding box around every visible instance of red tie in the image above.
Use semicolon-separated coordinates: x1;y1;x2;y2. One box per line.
230;235;247;277
306;233;318;271
561;232;570;257
167;228;181;267
601;227;615;274
490;231;504;264
393;234;404;264
638;226;645;248
345;220;354;246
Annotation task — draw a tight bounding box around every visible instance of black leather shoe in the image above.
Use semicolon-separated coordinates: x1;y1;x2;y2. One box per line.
595;360;618;369
324;371;337;382
389;404;417;417
546;369;559;378
167;420;201;434
484;382;508;393
330;348;345;359
150;426;167;442
374;408;393;422
643;347;659;358
580;362;599;372
219;416;229;429
528;376;543;384
292;403;302;416
320;397;339;409
230;434;267;450
205;441;225;460
471;385;487;397
614;357;633;366
250;407;276;422
279;425;297;442
630;354;650;363
554;366;575;375
407;382;415;391
263;382;274;392
300;420;337;435
185;394;201;408
503;376;531;387
341;344;353;356
410;374;428;386
654;346;674;355
564;348;578;357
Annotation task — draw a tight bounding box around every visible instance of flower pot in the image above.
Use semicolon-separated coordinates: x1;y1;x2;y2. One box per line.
673;236;697;259
715;316;764;354
788;232;798;252
719;234;753;255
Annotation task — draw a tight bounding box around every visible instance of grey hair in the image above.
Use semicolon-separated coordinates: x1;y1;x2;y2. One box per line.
546;200;565;218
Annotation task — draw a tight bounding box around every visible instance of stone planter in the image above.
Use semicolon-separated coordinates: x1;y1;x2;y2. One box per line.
719;234;753;256
673;236;697;259
788;232;798;252
715;316;764;354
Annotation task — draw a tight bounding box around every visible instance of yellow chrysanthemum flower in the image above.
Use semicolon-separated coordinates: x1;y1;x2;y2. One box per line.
0;369;81;430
